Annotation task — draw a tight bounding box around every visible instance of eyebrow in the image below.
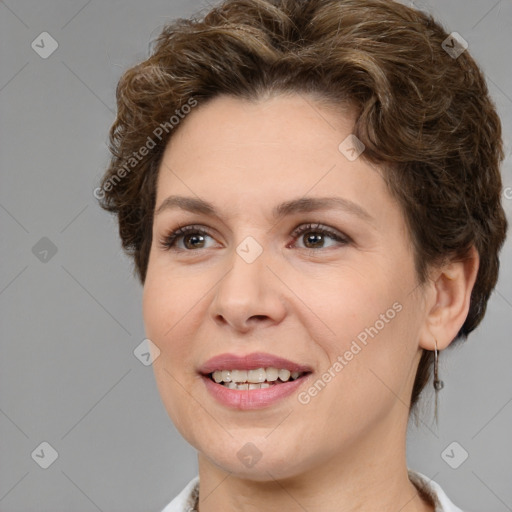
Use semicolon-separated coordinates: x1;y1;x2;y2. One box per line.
155;195;375;225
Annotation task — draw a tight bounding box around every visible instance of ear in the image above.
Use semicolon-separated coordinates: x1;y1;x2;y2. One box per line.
419;246;480;351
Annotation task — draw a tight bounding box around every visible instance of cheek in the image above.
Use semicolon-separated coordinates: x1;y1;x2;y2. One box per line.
142;265;217;389
298;267;420;402
142;275;201;432
142;273;194;397
142;263;202;341
292;263;400;341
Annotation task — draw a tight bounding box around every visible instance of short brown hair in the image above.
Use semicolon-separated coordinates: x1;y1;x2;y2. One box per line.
97;0;508;411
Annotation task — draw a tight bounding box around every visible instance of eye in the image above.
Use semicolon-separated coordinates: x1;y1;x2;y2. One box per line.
289;223;350;250
158;222;350;253
158;224;218;251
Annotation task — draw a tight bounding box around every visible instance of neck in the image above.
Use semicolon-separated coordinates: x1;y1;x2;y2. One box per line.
195;413;434;512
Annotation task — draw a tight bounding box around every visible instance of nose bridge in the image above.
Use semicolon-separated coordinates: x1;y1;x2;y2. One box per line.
209;235;287;329
220;237;269;307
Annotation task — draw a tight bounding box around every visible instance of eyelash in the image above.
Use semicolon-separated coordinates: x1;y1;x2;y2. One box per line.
158;223;350;252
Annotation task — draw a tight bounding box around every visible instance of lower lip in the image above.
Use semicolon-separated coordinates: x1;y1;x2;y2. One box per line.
202;375;310;410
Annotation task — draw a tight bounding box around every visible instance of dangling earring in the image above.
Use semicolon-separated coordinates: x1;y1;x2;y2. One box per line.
433;338;444;425
433;338;444;391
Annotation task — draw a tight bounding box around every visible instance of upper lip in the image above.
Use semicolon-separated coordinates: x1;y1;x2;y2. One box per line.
198;352;313;375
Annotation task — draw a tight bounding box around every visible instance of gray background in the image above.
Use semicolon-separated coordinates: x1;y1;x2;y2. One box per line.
0;0;510;511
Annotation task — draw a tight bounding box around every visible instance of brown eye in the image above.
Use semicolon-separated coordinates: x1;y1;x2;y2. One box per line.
183;233;206;249
291;223;350;250
303;232;326;248
159;225;217;251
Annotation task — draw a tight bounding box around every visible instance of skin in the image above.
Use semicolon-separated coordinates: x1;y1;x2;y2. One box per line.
142;93;479;512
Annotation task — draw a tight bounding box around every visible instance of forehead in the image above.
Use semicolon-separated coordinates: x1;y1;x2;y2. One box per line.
154;93;399;229
161;93;356;160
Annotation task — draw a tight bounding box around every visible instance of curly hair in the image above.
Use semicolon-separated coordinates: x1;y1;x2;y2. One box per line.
96;0;508;412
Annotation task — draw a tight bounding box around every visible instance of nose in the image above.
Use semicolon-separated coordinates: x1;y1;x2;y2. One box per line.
208;244;288;333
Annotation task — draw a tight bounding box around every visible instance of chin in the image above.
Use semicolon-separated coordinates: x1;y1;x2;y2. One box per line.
194;431;315;482
204;451;308;482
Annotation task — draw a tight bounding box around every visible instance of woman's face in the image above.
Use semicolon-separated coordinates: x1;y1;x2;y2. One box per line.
143;93;429;480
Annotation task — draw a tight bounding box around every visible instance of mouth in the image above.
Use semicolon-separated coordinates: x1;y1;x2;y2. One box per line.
198;352;313;409
207;367;309;390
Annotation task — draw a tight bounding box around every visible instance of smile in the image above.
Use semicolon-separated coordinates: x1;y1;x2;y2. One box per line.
199;352;313;409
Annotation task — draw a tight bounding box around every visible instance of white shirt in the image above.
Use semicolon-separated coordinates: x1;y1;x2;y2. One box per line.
161;469;464;511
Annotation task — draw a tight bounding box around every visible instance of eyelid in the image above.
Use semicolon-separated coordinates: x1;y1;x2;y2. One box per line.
289;222;350;244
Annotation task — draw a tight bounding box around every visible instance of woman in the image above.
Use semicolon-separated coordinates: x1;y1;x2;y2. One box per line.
97;0;508;510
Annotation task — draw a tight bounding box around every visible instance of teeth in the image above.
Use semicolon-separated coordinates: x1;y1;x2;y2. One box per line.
247;368;266;383
265;367;279;381
210;367;304;386
224;381;273;390
278;369;291;381
231;369;247;382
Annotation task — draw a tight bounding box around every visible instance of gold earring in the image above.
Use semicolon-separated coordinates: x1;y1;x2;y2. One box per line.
433;338;444;391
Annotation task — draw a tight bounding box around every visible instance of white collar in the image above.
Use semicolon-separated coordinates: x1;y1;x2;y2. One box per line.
161;470;464;512
408;469;464;512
